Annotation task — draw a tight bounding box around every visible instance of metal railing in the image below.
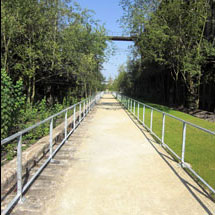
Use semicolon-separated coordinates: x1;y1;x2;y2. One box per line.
113;92;215;195
1;92;104;215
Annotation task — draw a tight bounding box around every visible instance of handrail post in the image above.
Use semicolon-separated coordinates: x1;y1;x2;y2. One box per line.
79;103;81;123
181;122;187;167
17;135;23;203
150;109;153;132
65;110;67;139
73;105;76;129
130;99;132;111
134;100;135;115
84;100;86;117
86;99;87;114
138;102;139;121
49;118;53;161
143;105;145;126
88;98;90;111
83;101;85;117
162;113;165;145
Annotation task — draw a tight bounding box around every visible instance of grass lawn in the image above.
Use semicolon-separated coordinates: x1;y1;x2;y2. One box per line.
121;97;215;193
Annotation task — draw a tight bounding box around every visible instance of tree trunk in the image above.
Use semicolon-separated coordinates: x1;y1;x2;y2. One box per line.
47;85;54;105
3;35;10;73
31;76;36;104
84;83;88;98
27;78;32;104
185;74;199;110
174;80;178;105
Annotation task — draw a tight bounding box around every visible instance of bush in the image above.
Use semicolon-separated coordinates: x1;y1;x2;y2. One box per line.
1;76;75;161
1;69;25;139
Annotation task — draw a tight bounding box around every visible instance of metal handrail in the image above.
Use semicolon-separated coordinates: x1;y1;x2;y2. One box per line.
2;98;91;145
127;98;214;135
1;92;104;215
113;92;215;195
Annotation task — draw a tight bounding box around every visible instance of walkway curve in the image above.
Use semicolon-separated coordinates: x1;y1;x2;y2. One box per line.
42;94;215;215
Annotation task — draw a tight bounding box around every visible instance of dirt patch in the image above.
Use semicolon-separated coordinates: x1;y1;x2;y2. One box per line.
176;107;215;122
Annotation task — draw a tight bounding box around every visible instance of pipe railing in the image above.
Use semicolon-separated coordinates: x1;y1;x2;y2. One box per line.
112;92;215;195
1;92;104;215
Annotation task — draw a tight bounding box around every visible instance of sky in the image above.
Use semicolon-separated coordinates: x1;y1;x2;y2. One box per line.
76;0;134;80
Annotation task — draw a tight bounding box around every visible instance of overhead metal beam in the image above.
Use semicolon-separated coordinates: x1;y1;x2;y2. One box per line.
107;36;136;41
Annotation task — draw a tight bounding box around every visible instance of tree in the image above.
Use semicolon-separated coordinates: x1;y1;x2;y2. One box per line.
1;0;107;104
119;0;214;109
1;0;108;139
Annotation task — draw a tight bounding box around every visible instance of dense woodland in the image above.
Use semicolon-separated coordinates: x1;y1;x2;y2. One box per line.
112;0;215;112
1;0;108;140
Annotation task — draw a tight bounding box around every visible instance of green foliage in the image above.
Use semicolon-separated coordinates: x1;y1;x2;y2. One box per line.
2;96;67;161
1;0;108;105
1;69;25;139
20;99;65;135
119;0;215;109
4;142;17;161
112;64;132;93
1;0;109;161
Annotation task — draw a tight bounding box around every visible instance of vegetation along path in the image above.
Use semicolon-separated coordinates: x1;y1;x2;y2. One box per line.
15;94;215;214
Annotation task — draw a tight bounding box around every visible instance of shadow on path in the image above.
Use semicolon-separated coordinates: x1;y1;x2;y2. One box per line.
121;105;214;215
97;97;122;110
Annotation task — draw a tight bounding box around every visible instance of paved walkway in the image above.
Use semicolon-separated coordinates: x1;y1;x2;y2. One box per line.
42;94;214;215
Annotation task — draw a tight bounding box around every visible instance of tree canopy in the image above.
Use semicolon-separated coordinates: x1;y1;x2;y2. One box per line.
1;0;108;105
1;0;109;139
115;0;215;110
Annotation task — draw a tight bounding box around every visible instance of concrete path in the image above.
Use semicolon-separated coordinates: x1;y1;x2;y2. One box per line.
42;94;215;215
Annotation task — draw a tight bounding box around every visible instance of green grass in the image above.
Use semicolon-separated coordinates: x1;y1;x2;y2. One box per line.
121;97;215;193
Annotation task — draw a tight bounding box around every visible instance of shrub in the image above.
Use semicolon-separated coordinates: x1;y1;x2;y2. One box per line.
1;69;25;139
